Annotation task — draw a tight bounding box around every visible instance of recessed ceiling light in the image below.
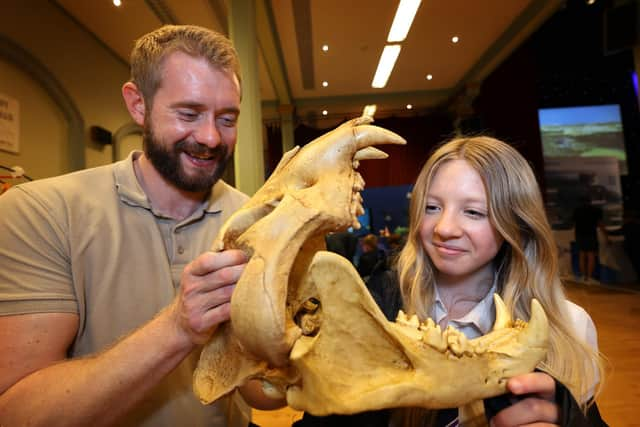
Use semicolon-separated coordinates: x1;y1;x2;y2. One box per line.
113;0;122;6
322;81;328;87
322;44;329;52
372;45;402;88
452;36;459;43
322;110;328;116
426;74;433;80
406;104;413;110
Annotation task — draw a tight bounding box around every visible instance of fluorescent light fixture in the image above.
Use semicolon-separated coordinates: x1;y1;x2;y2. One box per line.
387;0;422;42
363;104;377;118
372;45;401;88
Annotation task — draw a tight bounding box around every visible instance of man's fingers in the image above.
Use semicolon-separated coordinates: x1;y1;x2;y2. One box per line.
188;249;247;276
507;372;556;400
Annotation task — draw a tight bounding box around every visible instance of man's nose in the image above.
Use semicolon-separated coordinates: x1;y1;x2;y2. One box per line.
195;116;221;147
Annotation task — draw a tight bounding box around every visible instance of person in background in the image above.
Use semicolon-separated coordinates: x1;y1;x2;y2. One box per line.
0;25;282;427
356;233;382;279
572;196;609;284
295;136;606;426
325;230;358;265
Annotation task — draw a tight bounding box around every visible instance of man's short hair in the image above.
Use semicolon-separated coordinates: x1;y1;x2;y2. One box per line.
129;25;241;108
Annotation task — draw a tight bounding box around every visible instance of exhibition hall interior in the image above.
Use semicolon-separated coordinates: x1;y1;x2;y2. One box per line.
1;0;639;425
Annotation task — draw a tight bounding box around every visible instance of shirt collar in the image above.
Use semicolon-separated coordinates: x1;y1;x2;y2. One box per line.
433;278;498;338
113;150;223;218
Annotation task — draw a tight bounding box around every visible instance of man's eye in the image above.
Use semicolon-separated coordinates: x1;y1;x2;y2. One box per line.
178;111;198;121
219;116;238;127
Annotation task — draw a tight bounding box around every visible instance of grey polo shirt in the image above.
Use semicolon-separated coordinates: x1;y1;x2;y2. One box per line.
0;151;250;427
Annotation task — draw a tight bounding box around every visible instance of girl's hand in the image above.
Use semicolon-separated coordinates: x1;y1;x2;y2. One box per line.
490;372;559;427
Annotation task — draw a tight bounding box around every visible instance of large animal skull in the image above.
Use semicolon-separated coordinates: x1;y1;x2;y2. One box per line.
193;117;549;415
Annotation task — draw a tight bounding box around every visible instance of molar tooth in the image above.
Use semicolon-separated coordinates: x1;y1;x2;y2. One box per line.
422;324;447;352
408;314;419;328
492;293;512;331
419;318;436;331
396;310;408;323
355;204;365;216
446;327;471;356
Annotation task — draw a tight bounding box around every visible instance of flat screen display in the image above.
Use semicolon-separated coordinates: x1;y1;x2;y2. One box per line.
538;104;627;174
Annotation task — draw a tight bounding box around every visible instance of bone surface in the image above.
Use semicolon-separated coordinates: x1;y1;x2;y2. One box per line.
193;117;549;415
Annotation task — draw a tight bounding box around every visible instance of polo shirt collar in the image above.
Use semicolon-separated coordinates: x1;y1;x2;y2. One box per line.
113;150;223;216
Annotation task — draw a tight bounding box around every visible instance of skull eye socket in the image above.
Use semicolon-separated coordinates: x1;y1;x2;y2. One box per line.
294;297;322;336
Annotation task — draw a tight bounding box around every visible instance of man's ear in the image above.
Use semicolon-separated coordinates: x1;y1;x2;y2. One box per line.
122;82;146;126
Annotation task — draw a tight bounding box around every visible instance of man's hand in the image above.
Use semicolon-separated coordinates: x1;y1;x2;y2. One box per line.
490;372;559;427
172;249;248;345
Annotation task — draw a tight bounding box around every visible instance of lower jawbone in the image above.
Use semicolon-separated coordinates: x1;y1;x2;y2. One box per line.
284;252;549;415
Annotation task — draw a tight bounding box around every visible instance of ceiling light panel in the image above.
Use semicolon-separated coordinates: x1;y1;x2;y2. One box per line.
387;0;422;42
372;45;402;88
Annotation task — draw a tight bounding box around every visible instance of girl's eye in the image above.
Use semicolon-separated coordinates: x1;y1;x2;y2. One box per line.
465;209;487;219
425;204;440;214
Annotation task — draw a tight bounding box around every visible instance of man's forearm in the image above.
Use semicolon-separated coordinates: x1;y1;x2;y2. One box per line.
0;307;194;427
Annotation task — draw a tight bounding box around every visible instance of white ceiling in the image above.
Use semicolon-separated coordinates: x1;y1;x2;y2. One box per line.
54;0;563;121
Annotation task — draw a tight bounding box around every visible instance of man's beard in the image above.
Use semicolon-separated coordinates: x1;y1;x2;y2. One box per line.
142;123;231;193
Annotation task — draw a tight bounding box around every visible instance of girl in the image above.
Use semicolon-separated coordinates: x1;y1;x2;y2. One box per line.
297;136;606;426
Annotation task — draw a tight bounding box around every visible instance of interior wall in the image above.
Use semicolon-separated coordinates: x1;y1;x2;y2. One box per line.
0;59;67;179
0;0;132;176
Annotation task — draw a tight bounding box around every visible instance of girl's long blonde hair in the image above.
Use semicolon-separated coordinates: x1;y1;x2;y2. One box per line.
395;136;603;423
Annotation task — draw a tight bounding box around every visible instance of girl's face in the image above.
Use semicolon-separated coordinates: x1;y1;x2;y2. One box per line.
419;159;504;286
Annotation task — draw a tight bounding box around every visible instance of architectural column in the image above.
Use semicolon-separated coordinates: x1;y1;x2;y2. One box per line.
278;103;295;152
228;0;265;195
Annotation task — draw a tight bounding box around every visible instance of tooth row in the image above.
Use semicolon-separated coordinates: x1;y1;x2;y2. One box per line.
395;310;482;356
353;173;365;192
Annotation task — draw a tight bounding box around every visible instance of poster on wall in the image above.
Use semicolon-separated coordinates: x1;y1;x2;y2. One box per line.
0;92;20;154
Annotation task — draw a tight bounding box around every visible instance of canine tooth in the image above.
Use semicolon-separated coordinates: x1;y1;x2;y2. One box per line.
492;294;512;331
352;160;360;169
519;298;549;347
354;146;388;161
352;219;361;229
